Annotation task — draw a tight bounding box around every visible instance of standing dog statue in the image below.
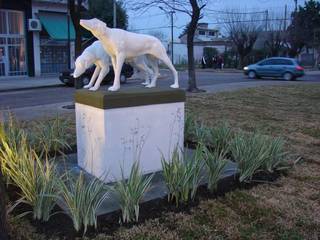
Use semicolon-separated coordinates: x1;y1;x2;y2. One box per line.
73;40;155;91
80;18;179;91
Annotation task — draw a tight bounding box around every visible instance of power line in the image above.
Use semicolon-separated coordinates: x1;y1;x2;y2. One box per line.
205;9;266;15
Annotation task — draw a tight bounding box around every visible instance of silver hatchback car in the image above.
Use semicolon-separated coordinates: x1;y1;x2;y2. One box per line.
243;57;305;80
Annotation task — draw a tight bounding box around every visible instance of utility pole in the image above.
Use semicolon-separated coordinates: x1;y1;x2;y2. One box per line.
113;0;117;28
265;10;269;31
284;4;287;31
294;0;298;12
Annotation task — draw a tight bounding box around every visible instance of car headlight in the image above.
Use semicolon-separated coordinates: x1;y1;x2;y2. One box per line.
243;66;249;70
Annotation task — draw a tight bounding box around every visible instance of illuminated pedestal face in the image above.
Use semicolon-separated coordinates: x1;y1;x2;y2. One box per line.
75;88;185;183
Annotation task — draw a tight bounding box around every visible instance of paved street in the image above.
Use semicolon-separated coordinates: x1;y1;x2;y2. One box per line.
0;70;319;110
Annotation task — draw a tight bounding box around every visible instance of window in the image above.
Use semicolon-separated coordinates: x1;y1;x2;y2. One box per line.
209;31;215;36
0;11;7;34
272;59;294;65
260;59;275;65
199;30;205;35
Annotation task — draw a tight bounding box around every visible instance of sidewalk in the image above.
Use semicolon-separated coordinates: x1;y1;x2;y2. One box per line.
0;76;63;92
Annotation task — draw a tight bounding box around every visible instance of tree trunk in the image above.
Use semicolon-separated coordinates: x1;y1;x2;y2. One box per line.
186;0;203;92
70;0;83;58
0;171;8;240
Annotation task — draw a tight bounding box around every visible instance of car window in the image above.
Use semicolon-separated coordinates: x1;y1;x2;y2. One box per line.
260;59;275;65
279;59;294;65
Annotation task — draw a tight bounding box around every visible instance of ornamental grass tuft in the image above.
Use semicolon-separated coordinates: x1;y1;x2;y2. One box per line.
201;144;228;192
58;171;109;234
161;146;203;206
0;123;59;221
114;161;153;223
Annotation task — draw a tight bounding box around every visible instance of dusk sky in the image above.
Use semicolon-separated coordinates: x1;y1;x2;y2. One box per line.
127;0;308;41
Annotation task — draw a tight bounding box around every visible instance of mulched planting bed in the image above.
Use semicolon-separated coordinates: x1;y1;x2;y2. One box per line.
7;170;283;239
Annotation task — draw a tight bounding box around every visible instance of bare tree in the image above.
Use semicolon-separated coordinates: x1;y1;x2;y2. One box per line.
128;0;208;92
264;15;286;57
147;30;167;42
223;11;263;68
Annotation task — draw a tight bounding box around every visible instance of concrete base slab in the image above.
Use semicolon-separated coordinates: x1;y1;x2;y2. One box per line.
57;150;238;216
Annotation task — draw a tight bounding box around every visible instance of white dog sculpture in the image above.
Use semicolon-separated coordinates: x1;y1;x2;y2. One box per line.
73;40;155;91
80;18;179;91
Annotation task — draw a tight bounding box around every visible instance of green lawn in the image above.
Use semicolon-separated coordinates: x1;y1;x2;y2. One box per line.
8;84;320;240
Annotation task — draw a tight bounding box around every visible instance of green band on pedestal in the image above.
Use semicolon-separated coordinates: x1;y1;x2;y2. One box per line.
75;87;186;109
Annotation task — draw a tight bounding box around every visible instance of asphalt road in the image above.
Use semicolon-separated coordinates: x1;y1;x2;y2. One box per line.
0;70;319;110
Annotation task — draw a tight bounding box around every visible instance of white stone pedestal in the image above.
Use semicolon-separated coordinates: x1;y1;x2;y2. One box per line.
75;88;185;183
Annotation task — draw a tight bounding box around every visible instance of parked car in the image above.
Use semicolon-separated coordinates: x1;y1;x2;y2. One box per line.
243;57;305;81
59;64;133;87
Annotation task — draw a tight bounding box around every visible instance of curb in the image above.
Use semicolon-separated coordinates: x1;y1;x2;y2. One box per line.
0;84;65;93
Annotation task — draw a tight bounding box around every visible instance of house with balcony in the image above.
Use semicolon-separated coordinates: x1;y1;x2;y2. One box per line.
171;23;232;64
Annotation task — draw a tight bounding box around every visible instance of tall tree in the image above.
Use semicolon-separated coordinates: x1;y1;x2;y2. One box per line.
223;11;263;68
129;0;208;92
285;0;320;57
69;0;128;57
88;0;128;29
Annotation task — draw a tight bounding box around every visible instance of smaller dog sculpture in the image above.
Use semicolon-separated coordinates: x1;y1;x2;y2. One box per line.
80;18;179;91
73;41;155;91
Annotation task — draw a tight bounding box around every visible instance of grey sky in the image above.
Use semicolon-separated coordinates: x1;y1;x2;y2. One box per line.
127;0;307;40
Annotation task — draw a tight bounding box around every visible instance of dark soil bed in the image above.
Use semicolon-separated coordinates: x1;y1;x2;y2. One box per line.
8;170;283;239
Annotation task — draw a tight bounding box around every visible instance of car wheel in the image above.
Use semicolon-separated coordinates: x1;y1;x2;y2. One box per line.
248;70;257;79
283;72;293;81
82;76;90;86
120;74;127;84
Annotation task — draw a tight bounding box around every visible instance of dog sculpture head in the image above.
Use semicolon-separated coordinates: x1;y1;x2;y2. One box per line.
73;55;92;78
80;18;107;37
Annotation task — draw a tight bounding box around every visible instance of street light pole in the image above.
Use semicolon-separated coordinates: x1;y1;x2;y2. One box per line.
67;0;71;70
113;0;117;28
170;10;174;64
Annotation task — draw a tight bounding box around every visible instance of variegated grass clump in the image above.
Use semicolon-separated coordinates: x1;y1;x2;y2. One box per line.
263;136;287;172
30;116;71;156
201;144;228;192
230;132;287;182
0;124;59;221
185;113;210;143
114;161;153;223
208;122;233;155
161;146;203;206
58;171;109;234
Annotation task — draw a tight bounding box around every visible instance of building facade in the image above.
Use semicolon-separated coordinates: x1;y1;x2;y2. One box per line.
0;0;75;78
176;23;232;64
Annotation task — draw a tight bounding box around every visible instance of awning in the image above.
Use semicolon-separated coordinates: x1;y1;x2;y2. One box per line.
38;11;75;40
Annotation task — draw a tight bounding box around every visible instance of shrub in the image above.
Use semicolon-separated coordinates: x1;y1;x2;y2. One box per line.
161;146;203;206
114;161;153;223
230;132;270;182
58;171;109;233
208;122;233;155
0;128;59;221
202;145;228;192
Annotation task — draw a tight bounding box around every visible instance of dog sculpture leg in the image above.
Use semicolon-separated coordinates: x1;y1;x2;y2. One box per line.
146;57;159;88
84;65;100;89
158;53;179;89
89;64;110;91
108;54;125;91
